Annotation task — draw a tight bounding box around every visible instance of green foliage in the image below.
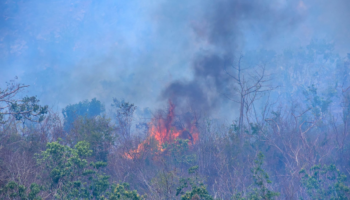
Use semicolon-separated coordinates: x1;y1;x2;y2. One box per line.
303;84;333;119
166;139;196;168
109;183;146;200
176;166;213;200
233;152;279;200
62;98;105;131
37;140;110;199
249;152;279;200
0;80;48;124
0;181;41;200
146;139;198;199
151;170;178;199
299;164;350;199
180;185;213;200
9;96;48;123
149;140;198;200
68;116;115;162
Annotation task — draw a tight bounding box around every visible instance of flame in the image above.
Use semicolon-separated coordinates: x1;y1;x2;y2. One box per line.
124;101;198;159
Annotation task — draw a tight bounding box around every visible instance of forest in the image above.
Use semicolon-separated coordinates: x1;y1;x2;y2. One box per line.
1;0;350;199
1;42;350;200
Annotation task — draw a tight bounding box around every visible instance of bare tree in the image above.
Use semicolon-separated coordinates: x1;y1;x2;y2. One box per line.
225;56;275;135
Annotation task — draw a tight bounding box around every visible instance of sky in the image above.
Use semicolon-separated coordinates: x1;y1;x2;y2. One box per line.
0;0;349;117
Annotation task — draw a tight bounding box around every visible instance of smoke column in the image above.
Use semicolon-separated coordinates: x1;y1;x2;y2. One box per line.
161;0;305;115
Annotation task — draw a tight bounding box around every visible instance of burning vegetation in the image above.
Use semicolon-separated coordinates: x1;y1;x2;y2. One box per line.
125;101;198;159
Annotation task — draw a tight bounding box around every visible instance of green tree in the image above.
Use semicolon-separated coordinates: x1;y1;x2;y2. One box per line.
299;164;350;199
68;116;115;162
37;140;109;199
176;166;213;200
0;181;41;200
109;183;146;200
62;98;105;131
166;139;196;169
0;79;48;124
233;152;279;200
248;152;279;200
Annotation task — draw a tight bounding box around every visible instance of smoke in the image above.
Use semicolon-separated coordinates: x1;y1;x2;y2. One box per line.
309;0;350;54
0;0;349;118
161;0;305;115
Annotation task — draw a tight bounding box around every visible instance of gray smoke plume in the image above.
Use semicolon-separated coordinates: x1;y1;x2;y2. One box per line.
161;0;305;115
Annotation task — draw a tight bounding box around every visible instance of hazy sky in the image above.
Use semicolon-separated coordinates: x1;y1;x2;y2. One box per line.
0;0;349;114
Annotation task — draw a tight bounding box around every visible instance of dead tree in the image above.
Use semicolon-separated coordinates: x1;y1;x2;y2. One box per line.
225;56;275;135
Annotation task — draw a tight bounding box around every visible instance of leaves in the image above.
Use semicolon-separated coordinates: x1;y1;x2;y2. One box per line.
232;152;279;200
0;181;42;200
300;164;350;199
37;140;110;199
0;80;48;123
109;183;145;200
62;98;105;131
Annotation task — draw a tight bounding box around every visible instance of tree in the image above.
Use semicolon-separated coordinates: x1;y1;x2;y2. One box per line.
112;99;136;141
248;152;279;200
0;79;48;124
0;79;48;193
233;152;279;200
62;98;105;131
0;181;41;200
176;166;213;200
109;183;146;200
37;140;110;199
68;116;116;162
226;56;274;136
299;164;350;199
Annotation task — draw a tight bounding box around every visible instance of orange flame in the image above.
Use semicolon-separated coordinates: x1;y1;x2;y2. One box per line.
124;101;198;159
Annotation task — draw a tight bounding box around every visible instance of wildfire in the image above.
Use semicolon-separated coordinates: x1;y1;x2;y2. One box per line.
124;101;199;159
